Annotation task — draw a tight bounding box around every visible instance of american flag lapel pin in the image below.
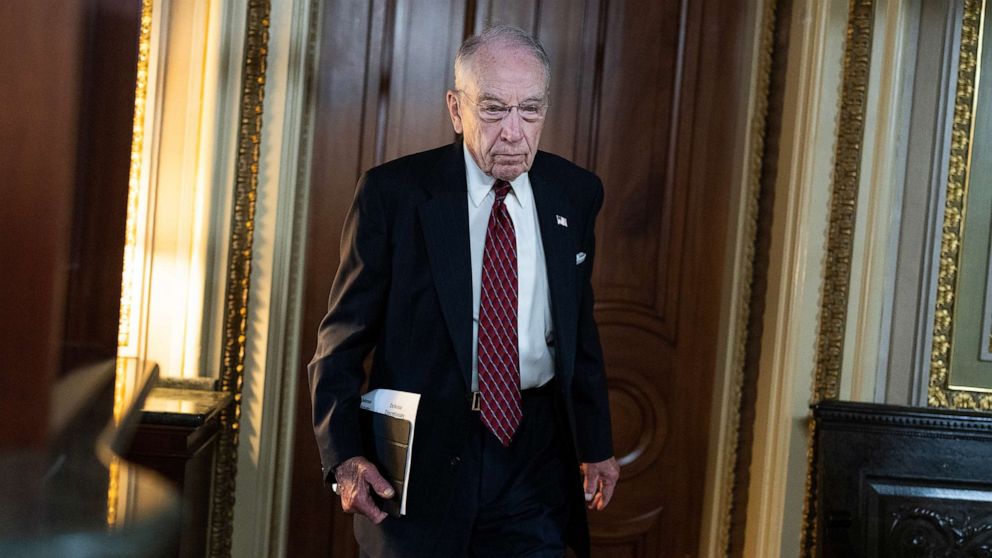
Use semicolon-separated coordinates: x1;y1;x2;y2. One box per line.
556;215;568;227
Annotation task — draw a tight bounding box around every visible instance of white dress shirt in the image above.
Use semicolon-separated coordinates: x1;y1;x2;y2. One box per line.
465;148;555;391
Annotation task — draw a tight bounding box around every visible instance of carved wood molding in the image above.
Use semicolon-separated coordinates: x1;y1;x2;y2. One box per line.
889;507;992;554
210;1;271;556
108;0;155;530
814;401;992;436
802;0;876;555
259;0;323;552
813;0;875;405
714;0;779;554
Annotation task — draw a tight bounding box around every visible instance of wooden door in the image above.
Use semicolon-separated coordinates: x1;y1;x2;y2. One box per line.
290;1;747;556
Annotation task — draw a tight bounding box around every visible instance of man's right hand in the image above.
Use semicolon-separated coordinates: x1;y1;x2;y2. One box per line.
333;456;396;524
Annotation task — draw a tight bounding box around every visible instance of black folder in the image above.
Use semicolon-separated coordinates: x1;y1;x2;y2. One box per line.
359;409;413;516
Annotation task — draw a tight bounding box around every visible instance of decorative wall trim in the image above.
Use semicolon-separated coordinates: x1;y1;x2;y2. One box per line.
701;0;778;554
929;0;990;410
815;401;992;434
109;0;155;529
812;0;875;404
740;0;846;552
117;0;154;358
802;0;875;555
210;1;271;555
890;507;992;551
848;0;916;404
229;0;322;552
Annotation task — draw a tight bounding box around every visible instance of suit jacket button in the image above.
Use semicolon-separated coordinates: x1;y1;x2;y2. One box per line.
449;456;461;467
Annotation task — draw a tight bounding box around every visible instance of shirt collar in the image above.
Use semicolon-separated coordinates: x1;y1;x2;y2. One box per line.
463;146;530;209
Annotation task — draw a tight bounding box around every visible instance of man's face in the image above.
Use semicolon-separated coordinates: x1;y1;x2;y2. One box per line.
446;45;548;182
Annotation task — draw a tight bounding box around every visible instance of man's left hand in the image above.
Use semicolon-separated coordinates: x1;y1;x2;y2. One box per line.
580;457;619;510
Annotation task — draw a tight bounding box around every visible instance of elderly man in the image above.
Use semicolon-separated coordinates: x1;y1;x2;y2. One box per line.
309;25;619;557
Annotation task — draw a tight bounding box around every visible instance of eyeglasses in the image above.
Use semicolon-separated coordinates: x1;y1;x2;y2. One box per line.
456;90;548;124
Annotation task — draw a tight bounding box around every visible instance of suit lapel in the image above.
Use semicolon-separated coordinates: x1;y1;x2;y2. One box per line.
418;146;580;390
418;143;474;390
530;160;578;385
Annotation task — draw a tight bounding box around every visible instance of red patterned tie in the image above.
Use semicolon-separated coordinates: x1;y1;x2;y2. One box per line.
478;180;522;446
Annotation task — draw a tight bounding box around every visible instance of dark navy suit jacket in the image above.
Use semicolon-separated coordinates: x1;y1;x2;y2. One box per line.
308;140;613;555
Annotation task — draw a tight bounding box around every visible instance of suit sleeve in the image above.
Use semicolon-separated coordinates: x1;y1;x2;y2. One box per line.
308;173;390;482
571;179;614;463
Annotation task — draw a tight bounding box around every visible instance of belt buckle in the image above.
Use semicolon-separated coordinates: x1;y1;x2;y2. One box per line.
471;391;481;411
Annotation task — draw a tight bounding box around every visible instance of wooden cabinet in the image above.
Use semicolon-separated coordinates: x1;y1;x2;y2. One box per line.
126;385;232;558
813;400;992;557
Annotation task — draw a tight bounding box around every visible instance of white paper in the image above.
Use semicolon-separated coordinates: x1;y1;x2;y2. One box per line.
360;389;420;514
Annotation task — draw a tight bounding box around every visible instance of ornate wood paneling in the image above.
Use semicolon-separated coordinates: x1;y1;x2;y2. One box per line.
875;489;992;555
370;0;465;165
534;0;599;164
592;0;687;344
585;1;692;545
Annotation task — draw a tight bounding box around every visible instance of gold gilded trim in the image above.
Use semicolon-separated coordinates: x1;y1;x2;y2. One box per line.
813;0;875;404
717;0;779;553
109;0;154;529
800;418;819;558
928;0;990;410
803;0;875;554
209;1;271;555
116;0;154;355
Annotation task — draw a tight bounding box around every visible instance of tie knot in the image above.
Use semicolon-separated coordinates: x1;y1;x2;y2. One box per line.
493;180;512;203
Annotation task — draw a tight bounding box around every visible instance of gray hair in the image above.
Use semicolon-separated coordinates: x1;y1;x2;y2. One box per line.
454;25;551;91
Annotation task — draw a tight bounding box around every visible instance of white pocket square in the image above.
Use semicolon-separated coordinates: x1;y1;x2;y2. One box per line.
576;252;587;265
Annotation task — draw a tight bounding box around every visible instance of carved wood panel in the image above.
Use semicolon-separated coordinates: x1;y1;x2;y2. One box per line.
869;480;992;557
292;0;743;556
814;401;992;558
